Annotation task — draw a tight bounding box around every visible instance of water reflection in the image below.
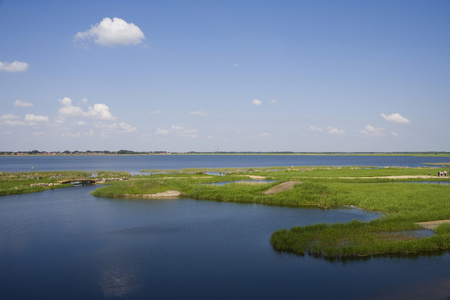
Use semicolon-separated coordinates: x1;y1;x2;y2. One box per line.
365;277;450;300
99;258;142;298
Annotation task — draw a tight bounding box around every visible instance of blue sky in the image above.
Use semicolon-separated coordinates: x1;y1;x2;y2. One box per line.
1;0;449;152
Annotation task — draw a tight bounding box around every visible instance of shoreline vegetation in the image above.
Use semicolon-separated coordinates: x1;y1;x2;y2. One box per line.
0;170;129;196
1;166;450;258
1;150;450;157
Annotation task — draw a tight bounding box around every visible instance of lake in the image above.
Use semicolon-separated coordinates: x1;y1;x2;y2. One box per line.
0;154;449;172
0;155;449;299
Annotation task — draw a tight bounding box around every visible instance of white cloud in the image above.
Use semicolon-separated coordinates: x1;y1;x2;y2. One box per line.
171;125;199;138
2;97;136;142
75;17;145;47
93;122;117;130
269;99;277;104
58;97;84;117
252;132;273;139
155;128;169;135
0;114;24;125
188;110;209;116
24;114;49;122
327;126;345;135
1;114;20;121
14;100;34;107
381;113;410;124
149;110;160;115
0;61;29;72
252;99;262;106
360;124;385;136
155;125;199;138
58;97;116;121
59;97;72;106
55;97;135;138
170;125;184;131
5;120;25;126
119;122;136;133
86;103;116;121
310;126;323;132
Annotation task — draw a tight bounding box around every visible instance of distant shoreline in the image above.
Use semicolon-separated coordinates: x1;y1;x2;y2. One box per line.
1;151;450;157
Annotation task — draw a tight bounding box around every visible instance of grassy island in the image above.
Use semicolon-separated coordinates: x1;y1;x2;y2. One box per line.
0;170;129;196
2;166;450;258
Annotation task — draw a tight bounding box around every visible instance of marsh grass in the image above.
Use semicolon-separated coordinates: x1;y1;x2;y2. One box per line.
268;180;450;257
92;173;253;198
423;162;450;167
92;180;172;197
271;220;450;257
0;170;130;196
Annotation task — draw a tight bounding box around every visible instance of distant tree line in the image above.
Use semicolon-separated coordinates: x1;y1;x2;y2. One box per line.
1;150;449;156
0;150;172;155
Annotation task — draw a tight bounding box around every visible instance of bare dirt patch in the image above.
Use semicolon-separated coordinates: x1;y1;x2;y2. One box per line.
123;190;181;198
262;181;302;195
416;220;450;229
248;175;266;180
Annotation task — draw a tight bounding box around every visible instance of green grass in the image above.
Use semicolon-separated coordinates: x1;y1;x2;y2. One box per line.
423;162;450;167
269;181;450;257
270;221;450;257
0;170;130;196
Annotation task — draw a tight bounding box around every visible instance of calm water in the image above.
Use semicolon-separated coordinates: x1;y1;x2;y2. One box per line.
0;154;449;172
1;186;449;300
1;156;449;299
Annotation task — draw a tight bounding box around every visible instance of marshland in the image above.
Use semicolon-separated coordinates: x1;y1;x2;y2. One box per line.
95;166;450;258
3;165;449;258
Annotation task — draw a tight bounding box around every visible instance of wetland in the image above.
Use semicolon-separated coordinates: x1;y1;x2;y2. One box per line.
1;155;449;299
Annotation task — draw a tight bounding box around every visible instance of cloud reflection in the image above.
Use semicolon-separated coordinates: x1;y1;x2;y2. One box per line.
99;261;142;298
